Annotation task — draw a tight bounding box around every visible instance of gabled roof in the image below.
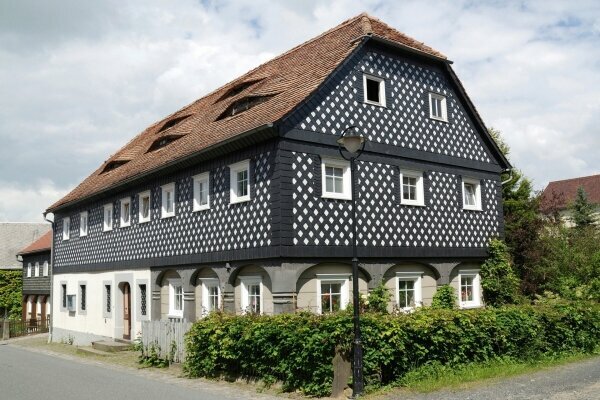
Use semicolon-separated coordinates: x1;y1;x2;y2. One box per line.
0;223;50;269
18;230;52;256
541;174;600;211
47;13;468;212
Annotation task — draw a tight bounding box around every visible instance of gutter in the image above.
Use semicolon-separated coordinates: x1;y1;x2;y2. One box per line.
365;34;453;64
48;123;275;213
501;168;514;185
43;211;55;344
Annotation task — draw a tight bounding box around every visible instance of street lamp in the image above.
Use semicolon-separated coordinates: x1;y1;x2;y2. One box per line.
337;125;366;397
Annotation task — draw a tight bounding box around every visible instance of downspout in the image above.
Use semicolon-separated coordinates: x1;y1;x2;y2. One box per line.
43;211;55;343
501;168;513;185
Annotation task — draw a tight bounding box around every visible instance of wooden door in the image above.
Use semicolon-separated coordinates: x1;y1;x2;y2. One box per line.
123;283;131;340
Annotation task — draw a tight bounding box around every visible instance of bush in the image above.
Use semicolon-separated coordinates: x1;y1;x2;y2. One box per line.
431;285;457;309
481;239;520;306
183;303;600;396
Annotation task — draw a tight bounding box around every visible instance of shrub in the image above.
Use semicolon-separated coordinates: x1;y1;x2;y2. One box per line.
365;283;391;313
183;303;600;396
431;285;457;309
481;239;520;306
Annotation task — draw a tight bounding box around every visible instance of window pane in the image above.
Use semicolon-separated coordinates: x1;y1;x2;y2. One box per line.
199;180;208;205
402;176;417;201
461;276;474;302
247;283;260;313
325;166;344;194
123;203;130;223
142;196;150;218
398;279;416;308
166;191;173;213
237;170;248;197
464;184;476;206
321;283;342;313
140;284;147;316
366;78;380;103
174;285;183;311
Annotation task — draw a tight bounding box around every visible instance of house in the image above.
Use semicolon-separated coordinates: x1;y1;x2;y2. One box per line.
46;13;510;345
17;231;52;324
540;174;600;226
0;222;49;318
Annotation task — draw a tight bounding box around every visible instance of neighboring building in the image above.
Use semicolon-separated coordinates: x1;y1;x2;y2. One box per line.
46;13;510;345
17;231;52;323
540;174;600;226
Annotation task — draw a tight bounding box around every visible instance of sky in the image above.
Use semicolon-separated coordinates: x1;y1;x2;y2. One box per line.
1;0;599;222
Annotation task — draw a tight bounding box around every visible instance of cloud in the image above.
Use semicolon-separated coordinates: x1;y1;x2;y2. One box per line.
1;0;599;221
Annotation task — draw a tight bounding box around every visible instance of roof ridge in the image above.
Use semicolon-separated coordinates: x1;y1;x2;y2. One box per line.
548;173;600;184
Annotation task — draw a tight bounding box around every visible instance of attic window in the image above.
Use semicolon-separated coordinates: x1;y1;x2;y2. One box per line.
216;94;275;121
216;79;264;102
147;135;182;153
157;115;191;133
100;160;129;174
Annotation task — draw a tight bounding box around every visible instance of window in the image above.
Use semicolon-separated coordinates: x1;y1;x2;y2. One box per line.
363;74;386;106
38;263;43;277
216;95;276;120
161;183;176;218
168;279;183;317
317;275;350;314
193;172;210;211
429;92;447;121
462;178;482;211
80;284;86;311
240;277;262;314
43;261;48;277
105;285;111;313
27;263;32;278
61;284;67;309
139;284;147;316
80;211;88;236
138;191;151;223
103;204;113;231
66;294;76;312
229;160;250;204
458;270;481;308
400;170;425;206
395;273;423;311
34;262;39;277
62;217;70;240
321;158;351;200
120;197;131;227
200;279;220;316
157;114;191;133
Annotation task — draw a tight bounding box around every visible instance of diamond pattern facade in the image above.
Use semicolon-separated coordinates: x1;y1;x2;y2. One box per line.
297;50;492;163
292;152;501;247
54;153;272;268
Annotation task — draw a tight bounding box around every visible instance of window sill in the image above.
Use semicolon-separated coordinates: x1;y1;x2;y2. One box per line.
400;201;426;207
430;116;448;123
364;100;386;108
161;214;176;219
322;192;352;201
167;314;184;319
193;205;211;212
80;233;88;237
230;196;250;205
463;206;483;212
460;303;481;309
138;218;150;224
120;223;131;228
102;228;112;233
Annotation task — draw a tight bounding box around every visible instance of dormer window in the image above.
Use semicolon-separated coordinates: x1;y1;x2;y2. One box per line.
216;95;275;120
100;160;129;174
363;74;385;107
216;78;264;102
429;92;448;122
147;135;183;153
157;115;191;133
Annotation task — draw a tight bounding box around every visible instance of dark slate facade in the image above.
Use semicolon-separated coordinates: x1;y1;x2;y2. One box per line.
22;251;51;295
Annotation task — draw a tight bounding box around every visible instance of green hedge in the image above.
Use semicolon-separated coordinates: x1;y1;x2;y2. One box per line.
183;303;600;396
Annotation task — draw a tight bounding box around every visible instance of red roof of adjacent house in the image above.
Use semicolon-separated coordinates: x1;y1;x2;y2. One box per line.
18;231;52;255
47;13;449;212
541;174;600;211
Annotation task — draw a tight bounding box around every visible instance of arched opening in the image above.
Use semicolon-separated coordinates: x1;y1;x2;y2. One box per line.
383;263;439;312
233;265;273;315
159;270;183;320
449;262;483;309
193;267;220;319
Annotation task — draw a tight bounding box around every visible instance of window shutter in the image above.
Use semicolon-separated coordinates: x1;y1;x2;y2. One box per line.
457;175;463;206
394;165;402;203
423;171;430;206
356;71;365;103
249;158;256;199
314;155;322;196
385;79;393;108
480;179;486;211
225;165;231;204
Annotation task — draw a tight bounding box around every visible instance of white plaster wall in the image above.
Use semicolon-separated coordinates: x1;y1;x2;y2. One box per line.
52;269;151;344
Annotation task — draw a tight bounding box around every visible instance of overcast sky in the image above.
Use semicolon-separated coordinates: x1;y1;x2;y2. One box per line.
1;0;598;222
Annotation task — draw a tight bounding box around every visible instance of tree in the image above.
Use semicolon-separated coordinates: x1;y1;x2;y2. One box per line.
0;270;22;319
570;186;594;228
480;239;520;306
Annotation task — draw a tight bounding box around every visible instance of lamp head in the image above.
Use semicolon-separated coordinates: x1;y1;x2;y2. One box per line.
337;130;366;155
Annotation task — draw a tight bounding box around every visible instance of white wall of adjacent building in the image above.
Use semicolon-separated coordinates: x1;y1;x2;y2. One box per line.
52;269;151;345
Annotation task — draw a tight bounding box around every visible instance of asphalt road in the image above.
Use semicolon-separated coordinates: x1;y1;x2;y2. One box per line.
0;343;277;400
387;356;600;400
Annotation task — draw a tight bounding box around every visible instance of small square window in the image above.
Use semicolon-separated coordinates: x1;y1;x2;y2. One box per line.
229;160;251;204
321;158;351;200
429;92;447;121
138;191;151;223
193;172;210;211
400;170;425;206
103;204;113;231
80;212;88;236
363;74;386;106
62;217;70;240
120;197;131;227
462;178;482;211
161;183;176;218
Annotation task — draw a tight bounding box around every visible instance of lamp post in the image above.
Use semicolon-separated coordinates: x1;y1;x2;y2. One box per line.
336;126;366;397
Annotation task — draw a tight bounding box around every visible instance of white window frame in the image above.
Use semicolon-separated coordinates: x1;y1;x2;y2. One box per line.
229;160;251;204
400;170;425;206
26;263;32;278
200;278;220;316
395;272;423;311
316;274;350;314
240;276;262;314
120;197;131;227
193;172;211;211
429;92;448;122
34;262;39;277
79;211;88;237
43;261;49;277
103;204;113;231
62;217;70;240
321;158;352;200
161;183;176;218
458;270;481;309
168;278;184;318
462;178;482;211
138;190;151;223
363;74;386;107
